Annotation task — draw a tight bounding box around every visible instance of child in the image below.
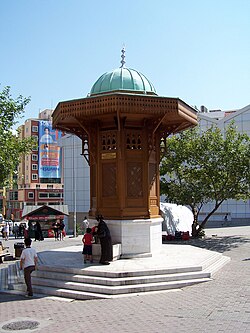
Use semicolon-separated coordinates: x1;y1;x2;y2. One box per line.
20;237;38;297
91;225;98;244
82;227;94;264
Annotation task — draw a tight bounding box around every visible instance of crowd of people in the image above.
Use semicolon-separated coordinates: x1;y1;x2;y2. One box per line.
52;219;66;241
1;215;112;266
1;219;66;242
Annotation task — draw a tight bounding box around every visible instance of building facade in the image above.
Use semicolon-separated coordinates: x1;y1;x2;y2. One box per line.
6;109;64;221
58;134;90;232
198;104;250;224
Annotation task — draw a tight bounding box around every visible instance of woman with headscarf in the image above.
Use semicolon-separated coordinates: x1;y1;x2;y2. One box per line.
34;221;43;241
96;215;113;265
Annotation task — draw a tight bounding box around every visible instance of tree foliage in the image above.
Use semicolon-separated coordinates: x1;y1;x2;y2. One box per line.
0;86;35;185
160;123;250;236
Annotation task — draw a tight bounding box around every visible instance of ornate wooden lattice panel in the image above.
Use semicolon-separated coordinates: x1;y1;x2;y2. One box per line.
127;162;143;198
101;131;117;151
126;131;142;150
102;163;117;197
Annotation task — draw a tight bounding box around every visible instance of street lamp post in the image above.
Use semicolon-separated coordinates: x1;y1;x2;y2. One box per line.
72;135;77;237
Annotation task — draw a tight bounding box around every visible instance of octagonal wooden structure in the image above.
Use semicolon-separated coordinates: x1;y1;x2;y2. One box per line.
53;92;197;220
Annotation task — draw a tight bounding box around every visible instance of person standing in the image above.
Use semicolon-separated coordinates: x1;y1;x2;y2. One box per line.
96;215;113;265
222;213;228;227
18;224;24;238
59;220;65;241
28;221;33;239
20;237;38;297
13;223;19;239
91;225;98;244
82;216;89;235
82;227;94;263
3;223;9;240
52;220;60;240
34;221;43;241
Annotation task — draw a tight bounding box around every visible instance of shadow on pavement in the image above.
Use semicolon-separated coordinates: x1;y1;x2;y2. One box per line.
163;235;250;253
0;292;47;303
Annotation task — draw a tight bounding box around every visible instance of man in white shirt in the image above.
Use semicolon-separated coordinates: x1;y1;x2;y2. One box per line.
20;237;38;297
3;224;9;240
82;216;89;234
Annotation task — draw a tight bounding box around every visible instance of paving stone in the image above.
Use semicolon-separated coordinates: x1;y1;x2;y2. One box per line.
0;226;250;332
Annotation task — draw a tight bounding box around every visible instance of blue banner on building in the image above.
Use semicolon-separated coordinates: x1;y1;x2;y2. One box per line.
38;121;62;179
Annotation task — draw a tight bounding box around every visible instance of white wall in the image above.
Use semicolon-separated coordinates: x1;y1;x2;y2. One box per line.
59;135;90;214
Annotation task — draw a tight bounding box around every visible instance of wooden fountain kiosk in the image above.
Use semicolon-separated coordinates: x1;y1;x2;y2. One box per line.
53;51;197;257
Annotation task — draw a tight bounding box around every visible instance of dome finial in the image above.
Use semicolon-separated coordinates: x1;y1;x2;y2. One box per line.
120;46;126;68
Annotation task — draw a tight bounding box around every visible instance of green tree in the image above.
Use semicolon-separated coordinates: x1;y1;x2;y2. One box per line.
160;123;250;237
0;86;35;185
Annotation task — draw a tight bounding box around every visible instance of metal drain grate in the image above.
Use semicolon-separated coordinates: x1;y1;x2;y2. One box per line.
2;320;40;331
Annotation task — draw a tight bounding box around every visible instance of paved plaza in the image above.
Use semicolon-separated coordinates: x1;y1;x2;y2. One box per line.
0;226;249;333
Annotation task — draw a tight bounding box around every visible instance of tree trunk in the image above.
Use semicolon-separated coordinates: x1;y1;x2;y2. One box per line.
194;201;224;237
191;208;199;238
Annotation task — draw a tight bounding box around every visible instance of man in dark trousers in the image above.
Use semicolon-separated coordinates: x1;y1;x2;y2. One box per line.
96;215;113;265
20;237;38;297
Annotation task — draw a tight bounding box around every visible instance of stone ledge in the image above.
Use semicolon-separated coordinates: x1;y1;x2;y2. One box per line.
92;243;121;261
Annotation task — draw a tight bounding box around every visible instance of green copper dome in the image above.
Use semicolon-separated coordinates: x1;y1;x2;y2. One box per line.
90;67;157;96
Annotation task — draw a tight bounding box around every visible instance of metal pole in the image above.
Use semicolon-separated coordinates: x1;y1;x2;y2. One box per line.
72;135;77;237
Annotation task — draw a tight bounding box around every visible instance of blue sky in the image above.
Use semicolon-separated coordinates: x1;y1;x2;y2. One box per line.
1;0;249;126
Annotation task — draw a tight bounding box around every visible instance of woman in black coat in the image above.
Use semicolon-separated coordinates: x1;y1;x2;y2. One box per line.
34;221;43;241
96;215;113;265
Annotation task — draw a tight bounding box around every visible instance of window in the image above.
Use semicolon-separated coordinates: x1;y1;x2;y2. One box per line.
28;192;34;199
39;192;48;198
49;192;61;198
32;174;38;180
126;131;142;150
32;126;38;132
9;191;18;200
32;154;38;161
32;164;38;170
40;178;61;184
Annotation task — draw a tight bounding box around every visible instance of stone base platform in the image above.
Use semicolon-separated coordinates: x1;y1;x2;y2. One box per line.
3;243;230;300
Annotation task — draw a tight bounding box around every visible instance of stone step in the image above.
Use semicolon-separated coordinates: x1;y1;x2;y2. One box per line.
0;267;8;290
33;269;211;286
31;275;211;295
30;277;211;299
204;255;230;276
37;264;203;278
8;262;23;289
200;252;225;270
